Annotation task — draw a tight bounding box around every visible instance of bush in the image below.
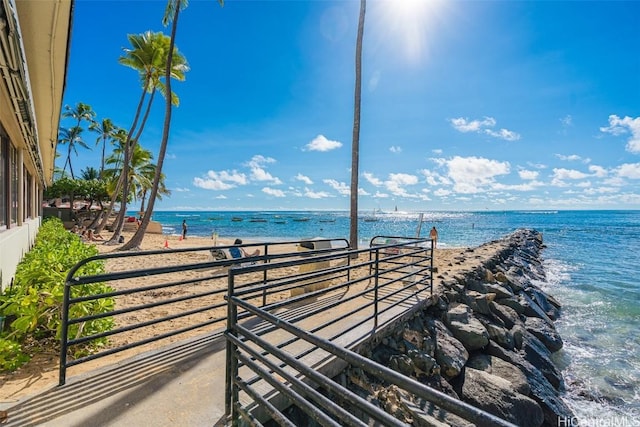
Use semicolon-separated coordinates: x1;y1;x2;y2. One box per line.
0;218;115;371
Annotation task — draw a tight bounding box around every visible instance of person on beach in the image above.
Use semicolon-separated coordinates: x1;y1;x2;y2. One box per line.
182;220;188;240
230;238;260;258
87;229;105;241
429;226;438;248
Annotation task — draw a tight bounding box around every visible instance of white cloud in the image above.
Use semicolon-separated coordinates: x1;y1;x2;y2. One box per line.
246;155;282;184
215;194;227;199
262;187;285;197
518;170;539;180
385;173;419;197
433;188;451;197
358;187;370;196
323;179;351;195
550;168;590;186
600;115;640;153
173;187;191;192
432;149;443;154
485;128;521;141
450;117;496;133
304;188;331;199
420;169;451;186
588;165;608;178
445;156;511;194
555;154;582;162
295;173;313;185
373;191;389;198
389;145;402;153
304;135;343;152
193;169;247;190
615;163;640;179
363;172;383;187
449;116;520;141
552;168;590;180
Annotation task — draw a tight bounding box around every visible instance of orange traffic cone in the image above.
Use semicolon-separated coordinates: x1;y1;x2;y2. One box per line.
164;239;169;249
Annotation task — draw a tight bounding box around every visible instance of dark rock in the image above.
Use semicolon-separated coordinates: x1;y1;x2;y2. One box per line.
527;287;561;320
486;341;574;425
433;320;469;378
520;293;554;325
489;301;521;329
466;354;530;395
457;368;544;427
389;354;414;376
521;331;564;390
525;316;563;353
496;296;526;314
464;290;493;315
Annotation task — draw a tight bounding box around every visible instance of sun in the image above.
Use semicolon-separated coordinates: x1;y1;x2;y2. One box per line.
370;0;445;65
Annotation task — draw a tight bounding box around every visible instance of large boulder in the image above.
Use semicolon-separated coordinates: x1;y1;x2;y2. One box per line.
525;316;563;353
433;320;468;379
486;341;575;426
457;368;544;427
466;354;530;395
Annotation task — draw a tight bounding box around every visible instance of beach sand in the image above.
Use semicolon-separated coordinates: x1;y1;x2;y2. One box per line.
0;231;479;403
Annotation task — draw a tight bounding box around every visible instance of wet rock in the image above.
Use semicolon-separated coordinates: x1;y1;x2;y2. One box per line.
520;293;554;325
464;290;493;315
486;341;574;425
525;316;563;352
527;287;561;320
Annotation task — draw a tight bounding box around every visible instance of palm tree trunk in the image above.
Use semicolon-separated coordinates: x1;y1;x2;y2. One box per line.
96;83;152;236
121;4;181;250
349;0;366;253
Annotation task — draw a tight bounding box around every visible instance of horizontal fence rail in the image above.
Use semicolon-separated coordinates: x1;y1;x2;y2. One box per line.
59;238;349;385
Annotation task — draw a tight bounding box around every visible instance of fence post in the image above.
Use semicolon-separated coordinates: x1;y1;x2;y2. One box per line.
225;269;239;424
59;280;72;386
373;248;380;330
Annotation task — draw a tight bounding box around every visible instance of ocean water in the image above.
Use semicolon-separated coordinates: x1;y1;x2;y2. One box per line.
147;209;640;420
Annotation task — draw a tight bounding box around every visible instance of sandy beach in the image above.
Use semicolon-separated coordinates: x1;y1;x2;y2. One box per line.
0;230;478;403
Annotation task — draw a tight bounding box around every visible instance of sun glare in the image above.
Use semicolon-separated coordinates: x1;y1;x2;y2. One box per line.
372;0;444;65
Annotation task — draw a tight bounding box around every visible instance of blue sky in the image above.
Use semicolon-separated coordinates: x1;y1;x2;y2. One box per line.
60;0;640;211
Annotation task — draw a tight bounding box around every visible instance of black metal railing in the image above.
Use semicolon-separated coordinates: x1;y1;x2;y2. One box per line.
222;240;513;426
59;238;349;385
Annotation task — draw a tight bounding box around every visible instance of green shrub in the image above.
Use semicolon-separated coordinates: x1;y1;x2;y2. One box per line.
0;217;115;371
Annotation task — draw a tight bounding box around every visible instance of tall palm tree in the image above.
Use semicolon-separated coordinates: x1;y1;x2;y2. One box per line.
80;166;100;180
350;0;366;252
59;102;95;180
99;31;188;244
89;118;118;179
58;126;88;179
121;0;220;251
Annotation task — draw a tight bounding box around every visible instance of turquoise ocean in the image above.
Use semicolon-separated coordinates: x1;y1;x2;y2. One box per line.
148;209;639;420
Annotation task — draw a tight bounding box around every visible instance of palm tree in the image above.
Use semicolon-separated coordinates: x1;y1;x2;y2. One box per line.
58;126;89;179
89;118;118;178
98;31;188;244
350;0;366;253
80;166;100;180
121;0;220;250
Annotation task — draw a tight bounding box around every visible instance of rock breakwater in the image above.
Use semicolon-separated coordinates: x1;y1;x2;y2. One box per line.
349;229;574;426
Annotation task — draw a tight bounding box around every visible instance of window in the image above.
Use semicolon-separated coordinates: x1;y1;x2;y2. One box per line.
0;135;6;229
10;143;18;225
25;167;32;220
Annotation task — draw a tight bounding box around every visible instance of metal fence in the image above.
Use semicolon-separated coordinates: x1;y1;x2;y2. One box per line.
223;237;514;427
59;238;349;385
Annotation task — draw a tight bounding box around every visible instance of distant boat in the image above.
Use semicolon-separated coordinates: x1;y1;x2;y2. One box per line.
249;218;267;223
231;217;243;222
293;218;310;222
363;209;378;222
319;219;336;223
274;220;286;224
